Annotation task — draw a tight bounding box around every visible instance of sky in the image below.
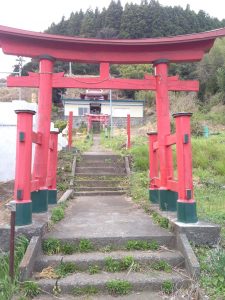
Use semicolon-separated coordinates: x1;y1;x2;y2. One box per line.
0;0;224;77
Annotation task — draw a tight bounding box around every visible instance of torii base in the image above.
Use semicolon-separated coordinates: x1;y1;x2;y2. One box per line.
15;202;32;226
48;189;57;205
149;189;159;204
159;189;178;212
177;201;198;223
31;190;48;213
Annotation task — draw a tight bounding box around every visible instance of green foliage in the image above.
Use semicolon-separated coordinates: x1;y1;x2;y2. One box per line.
42;238;62;255
54;119;67;132
72;286;98;296
60;243;75;255
105;255;138;272
151;212;169;229
129;143;149;171
162;280;174;294
57;182;69;191
55;262;78;277
126;240;159;251
88;265;100;275
78;239;94;252
51;204;66;223
106;279;132;295
20;281;40;297
151;260;172;272
195;246;225;298
0;236;29;300
105;257;121;272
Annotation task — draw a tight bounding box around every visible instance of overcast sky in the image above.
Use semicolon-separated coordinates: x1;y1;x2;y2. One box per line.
0;0;224;76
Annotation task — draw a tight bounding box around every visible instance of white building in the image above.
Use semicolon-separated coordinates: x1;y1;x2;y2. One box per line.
63;98;144;128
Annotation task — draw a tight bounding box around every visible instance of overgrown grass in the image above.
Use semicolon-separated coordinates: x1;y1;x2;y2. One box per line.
51;202;68;223
0;236;29;300
106;279;132;295
73;133;93;153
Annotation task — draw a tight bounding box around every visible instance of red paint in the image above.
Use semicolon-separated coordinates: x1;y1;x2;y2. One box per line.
174;113;194;203
1;25;225;63
155;62;172;189
14;110;35;203
127;114;131;149
47;130;59;190
32;58;53;190
147;132;158;189
7;72;199;91
68;111;73;149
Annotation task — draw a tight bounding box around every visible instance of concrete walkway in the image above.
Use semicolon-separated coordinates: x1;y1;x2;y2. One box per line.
46;135;173;245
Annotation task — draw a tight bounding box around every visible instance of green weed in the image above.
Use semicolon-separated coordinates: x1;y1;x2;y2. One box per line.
51;205;65;223
162;280;173;294
151;212;169;229
72;286;98;296
105;257;121;272
55;262;78;277
42;238;61;255
88;265;100;275
20;281;40;297
78;239;94;252
126;240;159;251
106;279;132;295
151;260;172;272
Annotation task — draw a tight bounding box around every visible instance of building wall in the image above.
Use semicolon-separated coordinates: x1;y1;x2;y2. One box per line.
64;101;144;118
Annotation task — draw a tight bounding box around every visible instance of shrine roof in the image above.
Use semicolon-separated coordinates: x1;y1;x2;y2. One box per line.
0;25;225;63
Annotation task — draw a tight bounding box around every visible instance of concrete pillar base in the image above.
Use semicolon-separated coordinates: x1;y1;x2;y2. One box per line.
48;189;57;205
177;201;198;223
159;189;178;211
149;189;159;204
31;190;48;213
16;202;32;226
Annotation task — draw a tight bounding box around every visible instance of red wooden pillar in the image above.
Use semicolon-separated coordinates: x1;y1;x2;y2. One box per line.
154;60;177;211
68;111;73;149
32;55;54;213
173;112;197;223
147;132;159;203
127;114;131;149
14;109;35;226
47;128;59;205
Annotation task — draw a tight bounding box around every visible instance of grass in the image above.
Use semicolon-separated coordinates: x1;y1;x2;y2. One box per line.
105;255;139;272
55;262;78;277
73;133;93;153
106;279;132;295
51;202;67;223
151;260;172;272
151;211;170;229
0;236;29;300
162;280;174;294
20;281;40;297
126;240;159;251
88;265;100;275
42;239;94;255
72;286;98;296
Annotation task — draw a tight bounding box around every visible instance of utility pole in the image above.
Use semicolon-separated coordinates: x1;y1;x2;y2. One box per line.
16;56;25;100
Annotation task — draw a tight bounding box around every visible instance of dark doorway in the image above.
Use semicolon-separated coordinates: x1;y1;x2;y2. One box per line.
90;103;101;114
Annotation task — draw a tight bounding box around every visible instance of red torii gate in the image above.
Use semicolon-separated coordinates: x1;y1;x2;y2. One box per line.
1;25;225;225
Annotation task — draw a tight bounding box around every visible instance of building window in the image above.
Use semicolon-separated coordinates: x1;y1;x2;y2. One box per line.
78;107;88;116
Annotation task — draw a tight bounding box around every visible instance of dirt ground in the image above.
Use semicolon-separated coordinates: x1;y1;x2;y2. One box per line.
0;180;14;226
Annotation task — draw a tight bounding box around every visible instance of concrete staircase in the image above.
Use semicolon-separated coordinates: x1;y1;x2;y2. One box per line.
74;153;128;196
31;138;193;299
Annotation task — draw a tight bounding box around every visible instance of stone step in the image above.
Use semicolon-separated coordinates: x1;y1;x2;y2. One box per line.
74;180;123;187
75;187;127;191
74;190;127;196
75;173;127;177
35;271;190;295
43;236;175;250
32;291;167;299
81;154;122;161
77;161;125;168
76;167;126;175
34;250;185;272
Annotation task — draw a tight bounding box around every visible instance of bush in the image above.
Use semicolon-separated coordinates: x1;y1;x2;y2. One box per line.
54;119;67;132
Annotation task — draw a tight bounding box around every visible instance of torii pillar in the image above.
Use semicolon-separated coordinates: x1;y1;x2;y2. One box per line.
153;59;177;211
32;55;54;213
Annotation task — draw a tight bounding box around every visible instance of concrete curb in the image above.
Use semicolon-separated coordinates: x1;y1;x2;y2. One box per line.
176;233;200;278
19;235;41;281
125;155;131;176
69;155;76;186
58;189;74;204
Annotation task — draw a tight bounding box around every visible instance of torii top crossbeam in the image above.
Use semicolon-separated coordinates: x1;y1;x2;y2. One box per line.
0;25;225;63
